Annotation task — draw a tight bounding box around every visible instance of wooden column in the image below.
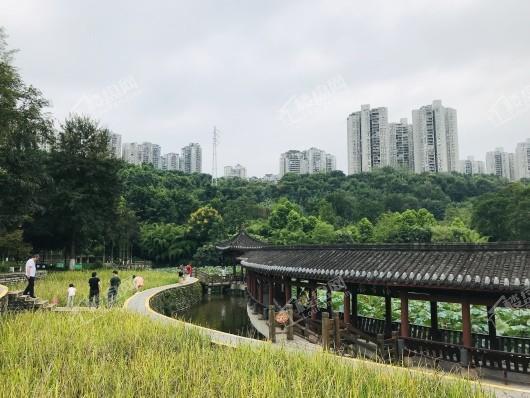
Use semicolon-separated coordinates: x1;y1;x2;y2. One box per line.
487;305;497;350
326;285;332;315
285;278;291;303
430;301;439;340
343;291;351;325
310;283;317;320
268;279;274;306
384;295;392;338
400;292;409;338
351;287;358;328
258;280;263;306
461;301;472;348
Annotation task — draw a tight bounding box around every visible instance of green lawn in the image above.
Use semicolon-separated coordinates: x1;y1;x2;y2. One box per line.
12;269;179;307
0;310;490;398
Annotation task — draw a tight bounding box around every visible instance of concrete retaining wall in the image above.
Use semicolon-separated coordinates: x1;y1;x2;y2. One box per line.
150;279;202;317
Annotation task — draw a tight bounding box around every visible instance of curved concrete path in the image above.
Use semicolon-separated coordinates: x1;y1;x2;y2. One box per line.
123;279;530;397
124;278;273;349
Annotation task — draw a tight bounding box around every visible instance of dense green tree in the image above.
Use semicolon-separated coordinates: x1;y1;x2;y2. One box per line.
0;29;53;232
472;183;530;241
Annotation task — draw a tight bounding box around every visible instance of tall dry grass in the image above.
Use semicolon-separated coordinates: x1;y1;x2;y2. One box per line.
0;311;491;397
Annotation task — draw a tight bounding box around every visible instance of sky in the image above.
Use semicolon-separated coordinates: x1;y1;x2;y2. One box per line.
1;0;530;177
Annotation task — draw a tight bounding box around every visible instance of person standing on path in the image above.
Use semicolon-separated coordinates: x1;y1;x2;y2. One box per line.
66;284;76;308
22;254;39;298
107;270;121;307
88;272;101;308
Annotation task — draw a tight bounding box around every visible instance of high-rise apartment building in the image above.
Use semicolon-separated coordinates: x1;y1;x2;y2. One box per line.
347;105;389;174
181;143;202;173
389;118;414;171
122;142;143;165
224;164;247;179
459;156;485;175
279;148;336;177
164;153;180;171
412;100;459;173
325;153;336;173
108;133;122;158
514;139;530;180
486;148;514;180
280;150;306;176
122;141;161;168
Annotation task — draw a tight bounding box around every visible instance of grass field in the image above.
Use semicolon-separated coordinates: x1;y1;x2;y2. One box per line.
12;269;179;307
0;310;491;398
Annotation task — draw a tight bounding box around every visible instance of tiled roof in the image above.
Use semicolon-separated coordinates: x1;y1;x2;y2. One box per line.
216;230;269;251
239;242;530;293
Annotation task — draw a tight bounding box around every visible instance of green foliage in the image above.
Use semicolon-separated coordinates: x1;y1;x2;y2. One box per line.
0;229;31;260
192;244;222;266
0;34;53;232
472;182;530;241
139;223;194;264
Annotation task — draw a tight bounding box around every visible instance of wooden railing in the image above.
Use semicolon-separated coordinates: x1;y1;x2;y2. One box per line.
353;316;530;355
196;270;243;285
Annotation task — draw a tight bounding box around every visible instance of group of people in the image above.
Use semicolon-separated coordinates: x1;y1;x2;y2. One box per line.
69;271;145;308
22;254;145;308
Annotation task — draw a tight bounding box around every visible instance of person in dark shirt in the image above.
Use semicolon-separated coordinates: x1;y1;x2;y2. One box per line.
88;272;100;308
107;270;121;307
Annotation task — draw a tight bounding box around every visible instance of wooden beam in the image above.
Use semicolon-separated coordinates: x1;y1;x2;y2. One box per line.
400;292;409;338
310;283;317;320
461;301;472;348
384;295;392;338
343;291;351;325
430;301;439;340
326;285;332;315
268;279;274;306
487;305;498;350
351;287;358;328
285;278;291;303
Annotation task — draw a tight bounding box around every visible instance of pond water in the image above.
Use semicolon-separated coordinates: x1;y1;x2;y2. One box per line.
177;293;261;339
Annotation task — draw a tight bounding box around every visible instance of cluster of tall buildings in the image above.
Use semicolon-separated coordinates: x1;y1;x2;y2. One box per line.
279;147;336;177
224;164;247;179
346;100;529;181
480;140;530;181
109;135;202;174
347;100;458;174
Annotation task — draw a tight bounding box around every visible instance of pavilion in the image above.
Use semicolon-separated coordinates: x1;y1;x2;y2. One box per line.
217;231;530;375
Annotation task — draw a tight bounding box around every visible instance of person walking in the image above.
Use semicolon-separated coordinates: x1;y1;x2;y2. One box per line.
107;270;121;307
88;272;101;308
132;274;144;291
66;284;76;308
23;254;39;298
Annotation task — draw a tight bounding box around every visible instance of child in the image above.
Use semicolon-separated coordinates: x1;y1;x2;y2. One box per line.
67;283;76;308
132;274;144;291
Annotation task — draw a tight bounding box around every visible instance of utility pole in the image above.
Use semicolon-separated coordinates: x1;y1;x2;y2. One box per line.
212;126;219;185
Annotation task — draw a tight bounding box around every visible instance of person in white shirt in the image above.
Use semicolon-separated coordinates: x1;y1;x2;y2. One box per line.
23;254;39;298
67;284;76;308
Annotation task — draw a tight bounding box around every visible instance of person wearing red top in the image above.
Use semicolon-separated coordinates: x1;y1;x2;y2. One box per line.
185;264;193;278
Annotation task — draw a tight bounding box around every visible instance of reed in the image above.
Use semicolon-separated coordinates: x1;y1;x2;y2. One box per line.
0;311;491;397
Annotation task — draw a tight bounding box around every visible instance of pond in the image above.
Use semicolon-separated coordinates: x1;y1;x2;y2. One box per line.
177;293;261;339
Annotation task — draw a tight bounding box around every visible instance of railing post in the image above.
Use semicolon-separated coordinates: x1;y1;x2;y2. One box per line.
268;305;276;343
322;312;330;350
286;304;294;340
333;312;340;349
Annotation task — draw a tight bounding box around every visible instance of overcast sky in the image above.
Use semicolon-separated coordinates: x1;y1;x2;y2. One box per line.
2;0;530;177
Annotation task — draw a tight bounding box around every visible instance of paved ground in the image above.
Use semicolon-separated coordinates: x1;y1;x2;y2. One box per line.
123;280;530;398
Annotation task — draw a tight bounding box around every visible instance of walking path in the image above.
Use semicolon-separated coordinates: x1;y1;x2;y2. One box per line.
123;280;530;398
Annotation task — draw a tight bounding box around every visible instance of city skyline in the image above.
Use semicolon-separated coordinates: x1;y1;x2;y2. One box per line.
3;1;530;177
